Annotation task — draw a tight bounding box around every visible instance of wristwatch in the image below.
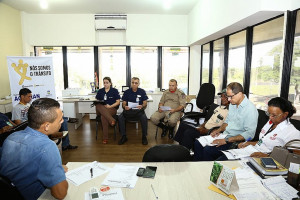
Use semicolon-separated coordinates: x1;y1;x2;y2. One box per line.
225;137;229;143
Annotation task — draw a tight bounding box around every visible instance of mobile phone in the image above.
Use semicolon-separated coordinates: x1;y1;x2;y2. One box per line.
136;167;145;177
143;166;157;178
89;187;100;200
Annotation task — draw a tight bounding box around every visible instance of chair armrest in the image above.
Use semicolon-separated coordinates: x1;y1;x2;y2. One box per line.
185;102;193;112
207;126;220;135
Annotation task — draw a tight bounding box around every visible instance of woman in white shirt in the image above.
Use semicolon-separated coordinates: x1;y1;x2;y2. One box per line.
238;97;300;157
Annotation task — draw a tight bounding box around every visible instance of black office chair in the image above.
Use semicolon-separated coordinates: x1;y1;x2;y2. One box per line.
142;144;192;162
92;101;118;141
0;175;24;200
181;83;215;126
95;114;118;140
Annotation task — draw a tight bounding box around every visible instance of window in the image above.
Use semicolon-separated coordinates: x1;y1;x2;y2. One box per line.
35;47;64;98
202;44;210;84
290;10;300;117
249;17;284;110
162;47;189;94
228;30;246;85
67;47;94;94
98;46;126;91
131;47;158;91
212;39;224;93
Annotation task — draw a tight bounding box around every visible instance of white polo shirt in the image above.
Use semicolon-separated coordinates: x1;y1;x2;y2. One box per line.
255;119;300;153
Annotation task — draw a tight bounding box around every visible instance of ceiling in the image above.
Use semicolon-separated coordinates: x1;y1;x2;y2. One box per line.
1;0;199;15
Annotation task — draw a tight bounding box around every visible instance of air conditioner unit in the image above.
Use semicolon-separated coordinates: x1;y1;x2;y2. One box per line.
95;14;127;30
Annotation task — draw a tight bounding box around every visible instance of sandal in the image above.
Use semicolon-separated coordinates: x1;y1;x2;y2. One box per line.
102;140;108;144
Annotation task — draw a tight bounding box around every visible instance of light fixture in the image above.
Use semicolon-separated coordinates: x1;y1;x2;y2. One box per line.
40;0;48;9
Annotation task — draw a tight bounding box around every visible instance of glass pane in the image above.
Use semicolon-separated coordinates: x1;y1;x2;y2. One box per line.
213;39;224;93
67;47;94;94
202;44;210;84
98;46;126;91
35;47;63;98
290;10;300;118
162;47;189;94
249;17;284;110
228;30;246;85
131;47;158;91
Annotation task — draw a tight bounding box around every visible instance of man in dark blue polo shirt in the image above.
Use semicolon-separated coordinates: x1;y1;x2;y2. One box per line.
118;77;149;145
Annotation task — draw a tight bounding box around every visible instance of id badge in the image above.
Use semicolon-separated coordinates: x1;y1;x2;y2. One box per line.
257;139;263;146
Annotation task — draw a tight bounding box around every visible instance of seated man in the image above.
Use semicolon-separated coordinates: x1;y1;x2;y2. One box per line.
150;79;186;139
12;88;78;151
0;98;68;199
118;77;148;145
218;97;300;160
174;89;229;150
0;112;16;134
194;82;258;161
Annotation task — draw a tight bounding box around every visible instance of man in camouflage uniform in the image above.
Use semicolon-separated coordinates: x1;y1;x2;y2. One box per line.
150;79;186;139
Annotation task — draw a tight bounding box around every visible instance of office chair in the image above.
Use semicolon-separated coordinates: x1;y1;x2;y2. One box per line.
0;175;24;200
181;83;215;126
95;114;118;140
142;144;192;162
92;101;118;141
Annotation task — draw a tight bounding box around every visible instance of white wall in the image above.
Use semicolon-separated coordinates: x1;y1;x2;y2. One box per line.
21;13;188;49
188;0;300;46
187;0;300;94
189;45;201;95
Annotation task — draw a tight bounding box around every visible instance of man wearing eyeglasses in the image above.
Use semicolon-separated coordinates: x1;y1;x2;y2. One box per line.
118;77;149;145
194;82;258;161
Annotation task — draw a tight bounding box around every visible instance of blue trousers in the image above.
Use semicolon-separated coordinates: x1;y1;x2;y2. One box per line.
118;112;148;137
60;117;70;148
194;140;232;161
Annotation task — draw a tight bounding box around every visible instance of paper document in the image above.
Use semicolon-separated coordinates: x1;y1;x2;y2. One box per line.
160;106;171;111
222;145;259;159
66;161;111;186
261;176;299;200
198;134;226;147
128;102;139;109
84;188;124;200
102;164;139;188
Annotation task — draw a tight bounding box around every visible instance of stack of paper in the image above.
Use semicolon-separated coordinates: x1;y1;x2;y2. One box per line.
101;164;139;188
261;176;299;200
66;161;111;186
198;134;226;147
222;145;259;159
248;157;288;176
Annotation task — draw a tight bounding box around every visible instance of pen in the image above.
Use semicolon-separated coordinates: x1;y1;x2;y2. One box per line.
241;137;251;147
90;168;93;178
151;184;158;199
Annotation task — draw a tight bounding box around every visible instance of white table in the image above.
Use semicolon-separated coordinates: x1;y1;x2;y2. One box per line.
0;99;12;114
39;161;239;200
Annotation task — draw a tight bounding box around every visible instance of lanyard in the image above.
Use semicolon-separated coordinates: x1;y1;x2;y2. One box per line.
257;124;274;146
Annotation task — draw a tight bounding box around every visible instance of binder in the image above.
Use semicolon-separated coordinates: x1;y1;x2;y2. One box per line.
248;157;288;177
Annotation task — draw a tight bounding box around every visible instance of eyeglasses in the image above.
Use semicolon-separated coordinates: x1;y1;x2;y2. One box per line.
225;93;238;99
265;111;284;119
131;82;139;85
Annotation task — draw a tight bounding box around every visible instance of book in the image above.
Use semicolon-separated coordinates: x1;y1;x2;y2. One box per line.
261;157;277;169
249;157;288;176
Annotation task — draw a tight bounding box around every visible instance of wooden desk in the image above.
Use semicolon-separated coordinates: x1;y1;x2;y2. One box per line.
39;161;239;200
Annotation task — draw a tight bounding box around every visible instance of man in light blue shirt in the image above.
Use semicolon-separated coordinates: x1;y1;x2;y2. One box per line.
194;82;258;161
0;98;68;199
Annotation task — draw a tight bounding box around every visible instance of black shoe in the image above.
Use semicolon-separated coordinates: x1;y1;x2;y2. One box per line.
161;128;167;137
118;136;128;145
142;136;148;145
168;127;174;139
62;144;78;151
